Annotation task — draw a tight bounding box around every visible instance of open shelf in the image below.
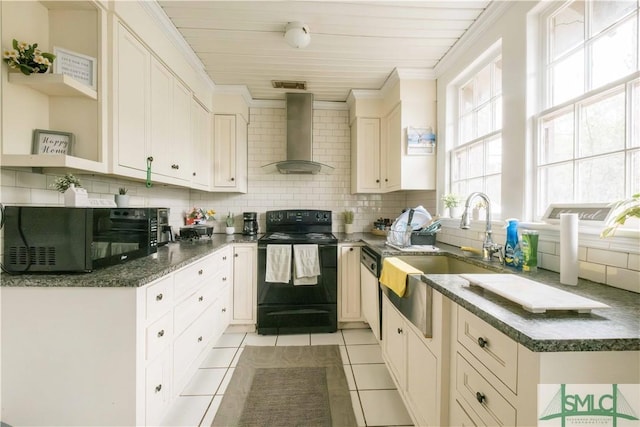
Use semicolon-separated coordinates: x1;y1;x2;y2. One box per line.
0;154;107;173
8;73;97;99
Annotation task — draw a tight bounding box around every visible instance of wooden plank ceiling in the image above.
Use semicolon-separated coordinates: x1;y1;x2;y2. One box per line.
158;1;492;102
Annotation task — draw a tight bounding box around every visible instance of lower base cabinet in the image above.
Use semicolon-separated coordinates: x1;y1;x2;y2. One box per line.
0;246;232;426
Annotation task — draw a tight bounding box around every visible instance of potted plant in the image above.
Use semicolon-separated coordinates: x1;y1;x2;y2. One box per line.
225;212;235;235
115;187;129;208
601;193;640;238
53;174;87;207
343;210;354;234
441;193;461;218
3;39;55;75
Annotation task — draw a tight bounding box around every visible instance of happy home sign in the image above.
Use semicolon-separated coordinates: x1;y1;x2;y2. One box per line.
32;129;74;156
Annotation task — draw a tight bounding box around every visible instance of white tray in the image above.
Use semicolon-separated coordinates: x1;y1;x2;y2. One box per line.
459;274;610;314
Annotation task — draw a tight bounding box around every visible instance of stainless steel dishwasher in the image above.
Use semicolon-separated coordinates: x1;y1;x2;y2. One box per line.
360;246;382;340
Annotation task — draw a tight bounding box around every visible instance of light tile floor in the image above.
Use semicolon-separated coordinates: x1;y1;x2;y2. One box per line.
161;328;414;427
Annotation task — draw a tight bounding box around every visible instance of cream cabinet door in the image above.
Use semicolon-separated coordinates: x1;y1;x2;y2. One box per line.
232;244;257;324
338;245;362;321
351;117;382;193
383;103;402;191
149;57;173;177
191;99;212;190
170;79;193;181
406;328;438;426
116;24;149;172
382;295;406;386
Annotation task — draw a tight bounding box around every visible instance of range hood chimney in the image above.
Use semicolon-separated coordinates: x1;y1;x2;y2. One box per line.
262;93;334;174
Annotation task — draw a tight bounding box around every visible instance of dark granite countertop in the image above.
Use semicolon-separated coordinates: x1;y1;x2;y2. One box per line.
0;234;260;288
3;231;638;352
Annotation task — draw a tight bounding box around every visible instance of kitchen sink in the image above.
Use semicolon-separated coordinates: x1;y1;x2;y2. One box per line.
382;254;500;338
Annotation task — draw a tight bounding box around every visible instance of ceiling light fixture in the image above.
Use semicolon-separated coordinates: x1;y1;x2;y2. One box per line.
284;21;310;49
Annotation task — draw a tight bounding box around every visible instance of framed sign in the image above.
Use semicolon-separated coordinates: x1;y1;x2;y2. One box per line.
541;203;613;224
406;126;436;155
53;47;96;90
32;129;74;156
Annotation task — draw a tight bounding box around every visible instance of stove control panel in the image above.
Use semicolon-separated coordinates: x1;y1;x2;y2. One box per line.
265;209;332;226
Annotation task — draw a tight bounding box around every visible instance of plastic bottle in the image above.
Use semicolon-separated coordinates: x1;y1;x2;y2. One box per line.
504;219;520;268
521;230;539;272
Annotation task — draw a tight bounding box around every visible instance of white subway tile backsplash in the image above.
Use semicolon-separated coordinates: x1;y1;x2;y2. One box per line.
16;171;47;189
578;261;607;284
628;253;639;270
606;267;640;293
587;248;628;269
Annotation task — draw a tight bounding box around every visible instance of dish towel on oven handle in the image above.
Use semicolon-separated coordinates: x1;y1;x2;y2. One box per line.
293;244;320;286
265;244;292;283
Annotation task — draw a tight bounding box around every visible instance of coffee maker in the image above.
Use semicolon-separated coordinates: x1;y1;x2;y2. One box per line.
242;212;258;235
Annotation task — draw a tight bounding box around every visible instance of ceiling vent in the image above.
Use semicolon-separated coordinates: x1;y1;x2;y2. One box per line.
272;80;307;90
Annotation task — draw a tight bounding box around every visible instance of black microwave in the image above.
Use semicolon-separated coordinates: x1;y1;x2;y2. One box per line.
2;206;158;273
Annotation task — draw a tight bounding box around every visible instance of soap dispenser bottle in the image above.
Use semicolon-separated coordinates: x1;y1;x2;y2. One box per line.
504;219;520;268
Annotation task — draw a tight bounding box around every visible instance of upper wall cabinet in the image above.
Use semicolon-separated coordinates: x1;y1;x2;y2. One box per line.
1;1;108;173
348;71;437;194
191;99;212;191
112;23;196;187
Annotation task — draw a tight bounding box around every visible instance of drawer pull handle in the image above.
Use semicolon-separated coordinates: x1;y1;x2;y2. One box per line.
198;296;204;302
157;329;165;338
197;336;203;342
397;327;403;334
198;269;203;275
155;384;162;393
477;337;489;348
476;392;486;404
156;293;163;301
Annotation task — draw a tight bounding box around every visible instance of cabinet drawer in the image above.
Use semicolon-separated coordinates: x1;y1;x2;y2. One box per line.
174;255;215;299
145;349;172;427
456;353;516;427
450;398;482;427
146;311;173;361
173;301;217;384
174;277;220;336
457;307;518;392
145;275;173;322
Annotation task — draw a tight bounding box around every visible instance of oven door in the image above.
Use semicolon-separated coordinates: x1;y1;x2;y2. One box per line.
257;243;337;334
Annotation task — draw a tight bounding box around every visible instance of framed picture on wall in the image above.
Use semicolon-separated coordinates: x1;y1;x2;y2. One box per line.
53;46;97;90
32;129;75;156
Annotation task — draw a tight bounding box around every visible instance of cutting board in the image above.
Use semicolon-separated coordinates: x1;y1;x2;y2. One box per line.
459;274;610;313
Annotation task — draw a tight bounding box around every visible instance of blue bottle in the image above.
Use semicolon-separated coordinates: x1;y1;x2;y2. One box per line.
504;219;520;268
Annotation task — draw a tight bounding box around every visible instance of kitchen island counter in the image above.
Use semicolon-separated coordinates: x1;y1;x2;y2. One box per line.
0;234;259;288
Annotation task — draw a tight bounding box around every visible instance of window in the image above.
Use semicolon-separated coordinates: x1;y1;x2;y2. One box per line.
536;0;639;217
451;55;503;215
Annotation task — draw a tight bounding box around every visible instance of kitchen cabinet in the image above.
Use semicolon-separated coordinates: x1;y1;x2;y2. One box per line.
382;293;442;427
191;98;212;190
338;245;362;322
0;246;232;426
212;113;248;193
0;1;107;172
231;243;257;325
350;118;382;193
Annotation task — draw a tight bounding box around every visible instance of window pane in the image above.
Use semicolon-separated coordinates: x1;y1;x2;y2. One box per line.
468;143;484;178
579;90;625;157
494;59;503;96
485;174;501;217
577;153;625;202
452;182;466;198
630;149;640;194
552;51;585;105
591;18;638;89
494;97;503;130
632;79;640;148
539;163;574;209
477;103;492;136
460;82;474;114
460;114;473;144
541;111;574;164
452;149;467;181
468;178;484;194
486;137;502;174
476;65;492;105
551;0;585;60
591;0;636;36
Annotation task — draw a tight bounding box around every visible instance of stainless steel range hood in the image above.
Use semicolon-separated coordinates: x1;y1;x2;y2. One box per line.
262;93;334;174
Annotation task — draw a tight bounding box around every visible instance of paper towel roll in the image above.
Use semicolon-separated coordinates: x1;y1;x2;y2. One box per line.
560;213;578;285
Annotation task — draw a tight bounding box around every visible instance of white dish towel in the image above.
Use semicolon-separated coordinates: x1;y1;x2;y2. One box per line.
293;244;320;286
265;244;292;283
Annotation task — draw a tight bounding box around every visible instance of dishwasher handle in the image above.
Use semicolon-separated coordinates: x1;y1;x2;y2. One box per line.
361;248;380;277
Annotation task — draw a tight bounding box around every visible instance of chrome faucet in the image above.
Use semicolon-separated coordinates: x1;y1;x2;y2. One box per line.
460;192;503;263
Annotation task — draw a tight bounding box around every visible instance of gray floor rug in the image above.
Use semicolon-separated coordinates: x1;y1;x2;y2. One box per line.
212;345;357;427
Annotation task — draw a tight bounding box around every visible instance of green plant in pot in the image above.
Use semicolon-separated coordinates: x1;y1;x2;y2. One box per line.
343;210;354;234
225;212;235;235
115;187;129;208
52;174;81;193
601;193;640;238
441;193;461;218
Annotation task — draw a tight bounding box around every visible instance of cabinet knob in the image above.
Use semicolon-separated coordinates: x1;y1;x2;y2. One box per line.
156;293;163;301
198;269;203;275
476;392;486;404
477;337;489;348
376;179;380;183
157;329;165;338
197;336;203;342
222;307;227;313
223;277;227;281
397;327;403;334
349;248;354;251
193;172;196;176
155;384;162;393
223;256;227;260
198;295;204;302
171;164;180;169
230;177;235;181
235;253;239;257
385;178;388;182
